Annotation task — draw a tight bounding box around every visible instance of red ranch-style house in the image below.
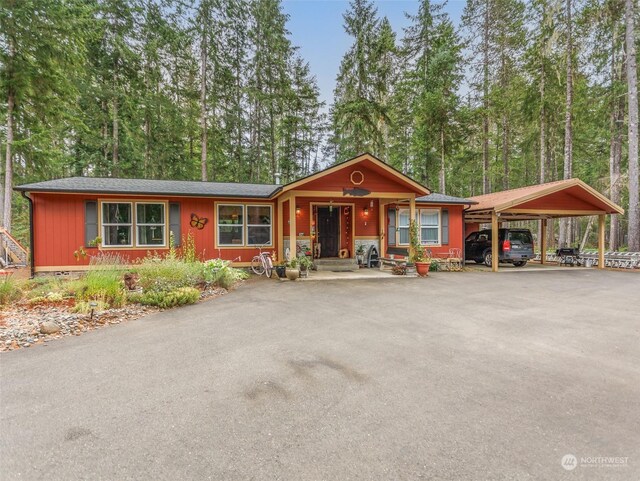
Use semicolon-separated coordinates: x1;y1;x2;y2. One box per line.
15;154;476;274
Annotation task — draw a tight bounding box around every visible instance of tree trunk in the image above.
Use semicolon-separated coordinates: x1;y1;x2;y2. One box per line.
3;90;14;231
439;127;446;194
102;100;108;174
200;25;208;182
0;137;5;227
0;135;4;227
560;0;574;247
609;30;624;251
626;0;639;251
112;96;119;173
482;0;490;194
502;113;509;190
538;35;547;248
580;216;595;251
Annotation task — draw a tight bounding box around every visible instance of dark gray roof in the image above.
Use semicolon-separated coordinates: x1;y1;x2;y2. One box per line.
416;192;477;205
15;177;282;199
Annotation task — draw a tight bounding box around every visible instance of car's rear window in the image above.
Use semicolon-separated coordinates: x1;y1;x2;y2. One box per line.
509;231;533;243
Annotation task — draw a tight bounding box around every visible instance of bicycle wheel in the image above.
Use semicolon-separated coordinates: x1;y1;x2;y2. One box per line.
251;256;265;275
264;255;273;278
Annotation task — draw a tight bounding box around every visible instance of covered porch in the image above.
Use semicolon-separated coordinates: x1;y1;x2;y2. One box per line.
273;154;430;263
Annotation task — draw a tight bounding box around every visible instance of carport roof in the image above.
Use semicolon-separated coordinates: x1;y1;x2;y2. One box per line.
466;178;624;222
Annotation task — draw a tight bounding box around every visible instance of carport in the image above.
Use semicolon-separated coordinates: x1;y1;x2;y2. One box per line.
465;179;625;272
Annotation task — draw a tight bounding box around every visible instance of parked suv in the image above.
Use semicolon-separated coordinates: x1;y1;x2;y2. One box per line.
465;228;534;267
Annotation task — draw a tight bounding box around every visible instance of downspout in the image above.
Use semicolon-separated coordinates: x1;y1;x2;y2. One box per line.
20;191;35;278
462;204;472;264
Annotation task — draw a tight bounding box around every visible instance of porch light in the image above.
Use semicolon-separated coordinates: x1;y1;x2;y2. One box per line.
296;205;301;215
363;207;369;217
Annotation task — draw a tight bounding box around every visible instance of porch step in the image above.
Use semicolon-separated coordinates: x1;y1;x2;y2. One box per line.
314;258;359;272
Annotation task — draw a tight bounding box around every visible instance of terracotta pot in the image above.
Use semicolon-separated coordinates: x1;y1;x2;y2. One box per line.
285;268;300;281
415;261;430;277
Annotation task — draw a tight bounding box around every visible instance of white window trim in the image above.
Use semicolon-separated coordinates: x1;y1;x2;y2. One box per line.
419;208;441;246
135;202;167;248
102;202;133;247
398;208;410;246
217;203;245;247
246;204;273;247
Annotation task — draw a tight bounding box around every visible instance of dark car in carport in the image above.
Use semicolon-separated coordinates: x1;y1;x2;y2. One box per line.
465;228;534;267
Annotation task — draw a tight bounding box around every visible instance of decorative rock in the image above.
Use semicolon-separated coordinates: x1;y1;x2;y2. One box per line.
40;321;61;335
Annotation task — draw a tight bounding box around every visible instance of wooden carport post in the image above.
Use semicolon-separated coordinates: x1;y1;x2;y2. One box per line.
491;211;499;272
540;218;547;265
598;214;605;269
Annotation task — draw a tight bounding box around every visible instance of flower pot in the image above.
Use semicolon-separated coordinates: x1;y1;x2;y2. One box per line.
415;261;430;277
285;268;300;281
275;266;286;278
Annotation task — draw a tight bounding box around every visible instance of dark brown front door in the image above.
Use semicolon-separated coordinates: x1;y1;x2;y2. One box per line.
317;207;339;258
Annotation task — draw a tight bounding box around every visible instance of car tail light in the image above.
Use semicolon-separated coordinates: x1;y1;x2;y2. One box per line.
503;239;511;251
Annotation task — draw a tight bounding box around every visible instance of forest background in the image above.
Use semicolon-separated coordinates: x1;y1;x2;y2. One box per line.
1;0;638;250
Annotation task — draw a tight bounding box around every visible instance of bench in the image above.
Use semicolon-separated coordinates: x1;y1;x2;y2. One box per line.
379;247;409;271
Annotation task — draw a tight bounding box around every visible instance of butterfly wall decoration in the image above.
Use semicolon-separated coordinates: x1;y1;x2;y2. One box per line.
190;213;209;230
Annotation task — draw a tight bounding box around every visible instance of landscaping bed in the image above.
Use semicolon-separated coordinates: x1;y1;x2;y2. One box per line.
0;238;246;352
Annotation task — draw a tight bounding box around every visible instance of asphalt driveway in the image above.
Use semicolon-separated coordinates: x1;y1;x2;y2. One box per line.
1;270;639;480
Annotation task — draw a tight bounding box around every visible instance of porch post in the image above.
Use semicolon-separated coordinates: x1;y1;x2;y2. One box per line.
540;218;547;265
289;195;297;260
378;200;386;257
409;196;416;226
491;211;499;272
598;214;605;269
277;198;284;263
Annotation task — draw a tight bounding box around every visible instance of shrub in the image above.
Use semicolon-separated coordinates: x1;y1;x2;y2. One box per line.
73;254;127;308
22;276;66;300
129;287;200;309
134;254;204;292
0;279;22;305
202;259;248;289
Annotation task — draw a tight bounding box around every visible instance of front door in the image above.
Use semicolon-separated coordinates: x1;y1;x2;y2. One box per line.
317;207;339;257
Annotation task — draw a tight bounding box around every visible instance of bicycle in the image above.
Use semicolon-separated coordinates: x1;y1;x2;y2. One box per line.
250;243;274;278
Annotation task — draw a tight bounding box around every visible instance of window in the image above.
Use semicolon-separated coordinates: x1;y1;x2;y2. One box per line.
247;205;272;246
419;209;440;245
218;204;244;246
136;203;165;246
101;201;167;248
102;203;133;246
398;209;410;245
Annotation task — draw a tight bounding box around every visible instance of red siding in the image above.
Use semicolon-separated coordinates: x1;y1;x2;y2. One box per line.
32;193;276;269
384;204;465;258
298;160;421;193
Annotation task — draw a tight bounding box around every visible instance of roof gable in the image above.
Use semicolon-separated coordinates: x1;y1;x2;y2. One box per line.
278;153;430;197
468;179;624;215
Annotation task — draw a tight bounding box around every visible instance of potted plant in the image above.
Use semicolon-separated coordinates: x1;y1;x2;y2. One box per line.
409;220;430;277
272;252;286;278
285;257;300;281
298;255;313;278
355;244;366;266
